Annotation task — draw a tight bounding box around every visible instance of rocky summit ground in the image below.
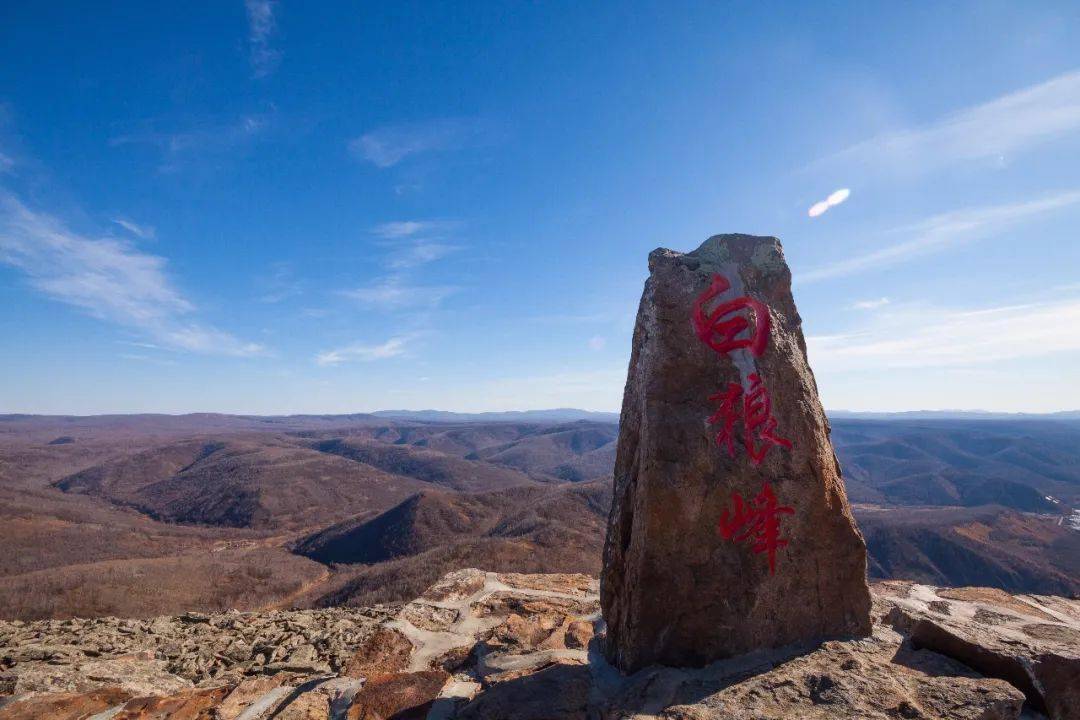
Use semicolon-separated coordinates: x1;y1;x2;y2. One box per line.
0;569;1076;720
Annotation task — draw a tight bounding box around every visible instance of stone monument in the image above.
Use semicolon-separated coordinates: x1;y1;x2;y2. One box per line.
601;234;872;672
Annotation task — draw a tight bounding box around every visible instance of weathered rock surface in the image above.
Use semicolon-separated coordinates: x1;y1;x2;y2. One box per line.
111;685;231;718
461;627;1026;720
347;670;450;719
0;605;395;691
603;234;872;671
0;686;130;720
878;581;1080;720
0;570;1071;719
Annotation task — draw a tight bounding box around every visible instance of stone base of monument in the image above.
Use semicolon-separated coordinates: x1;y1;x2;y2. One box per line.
602;234;872;672
456;577;1036;720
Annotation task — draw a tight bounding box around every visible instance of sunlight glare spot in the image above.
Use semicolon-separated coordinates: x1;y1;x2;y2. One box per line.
808;187;851;218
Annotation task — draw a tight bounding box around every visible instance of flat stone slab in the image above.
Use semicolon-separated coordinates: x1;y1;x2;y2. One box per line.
877;580;1080;720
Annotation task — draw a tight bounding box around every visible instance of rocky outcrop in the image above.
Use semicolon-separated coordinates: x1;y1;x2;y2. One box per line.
602;234;871;672
0;569;598;719
878;581;1080;720
0;571;1073;719
0;606;396;690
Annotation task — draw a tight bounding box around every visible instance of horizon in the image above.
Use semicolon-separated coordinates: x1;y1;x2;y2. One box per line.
4;3;1080;414
5;406;1080;419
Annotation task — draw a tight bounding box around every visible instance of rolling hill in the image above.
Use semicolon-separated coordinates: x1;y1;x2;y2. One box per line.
0;411;1077;619
301;480;612;607
832;418;1080;511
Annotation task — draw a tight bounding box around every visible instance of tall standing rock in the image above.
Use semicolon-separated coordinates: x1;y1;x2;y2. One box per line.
601;234;871;672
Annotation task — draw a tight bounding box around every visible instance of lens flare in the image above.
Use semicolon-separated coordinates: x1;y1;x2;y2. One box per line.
807;188;851;218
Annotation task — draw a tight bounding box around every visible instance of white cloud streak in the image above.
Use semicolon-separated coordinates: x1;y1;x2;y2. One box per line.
0;194;263;356
315;336;412;366
851;297;890;310
371;221;444;239
340;276;458;309
110;115;269;172
112;217;156;240
370;220;462;268
387;241;460;269
348;118;483;168
820;69;1080;172
801;190;1080;283
808;296;1080;371
245;0;281;78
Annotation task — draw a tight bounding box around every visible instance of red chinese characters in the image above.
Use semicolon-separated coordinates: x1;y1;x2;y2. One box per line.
708;374;792;466
717;480;794;574
692;274;771;357
692;274;791;465
693;272;796;573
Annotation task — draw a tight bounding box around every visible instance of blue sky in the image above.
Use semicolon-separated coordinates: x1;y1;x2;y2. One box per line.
2;1;1080;414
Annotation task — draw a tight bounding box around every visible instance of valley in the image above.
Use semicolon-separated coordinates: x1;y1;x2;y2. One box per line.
0;412;1076;620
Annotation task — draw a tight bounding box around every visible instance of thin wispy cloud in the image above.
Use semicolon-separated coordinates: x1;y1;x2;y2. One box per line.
818;69;1080;172
341;276;458;309
112;217;156;240
370;221;452;239
257;262;304;303
808;295;1080;371
315;335;412;366
387;242;460;269
245;0;281;78
0;150;13;173
370;220;463;268
348;118;488;168
0;194;263;356
801;189;1080;283
110;114;268;172
851;297;890;310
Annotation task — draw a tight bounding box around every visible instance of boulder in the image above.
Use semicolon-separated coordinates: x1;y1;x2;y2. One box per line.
343;627;415;679
276;690;331;720
0;687;129;720
602;234;871;672
216;675;293;720
878;581;1080;720
346;670;450;720
111;685;230;719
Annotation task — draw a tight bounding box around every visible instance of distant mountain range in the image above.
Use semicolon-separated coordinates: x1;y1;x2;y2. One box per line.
371;408;621;423
6;408;1079;426
829;410;1080;421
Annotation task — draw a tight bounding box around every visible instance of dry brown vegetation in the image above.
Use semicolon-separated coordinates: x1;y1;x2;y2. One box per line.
0;547;327;620
292;480;611;607
0;413;1077;620
857;504;1080;596
0;415;618;619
